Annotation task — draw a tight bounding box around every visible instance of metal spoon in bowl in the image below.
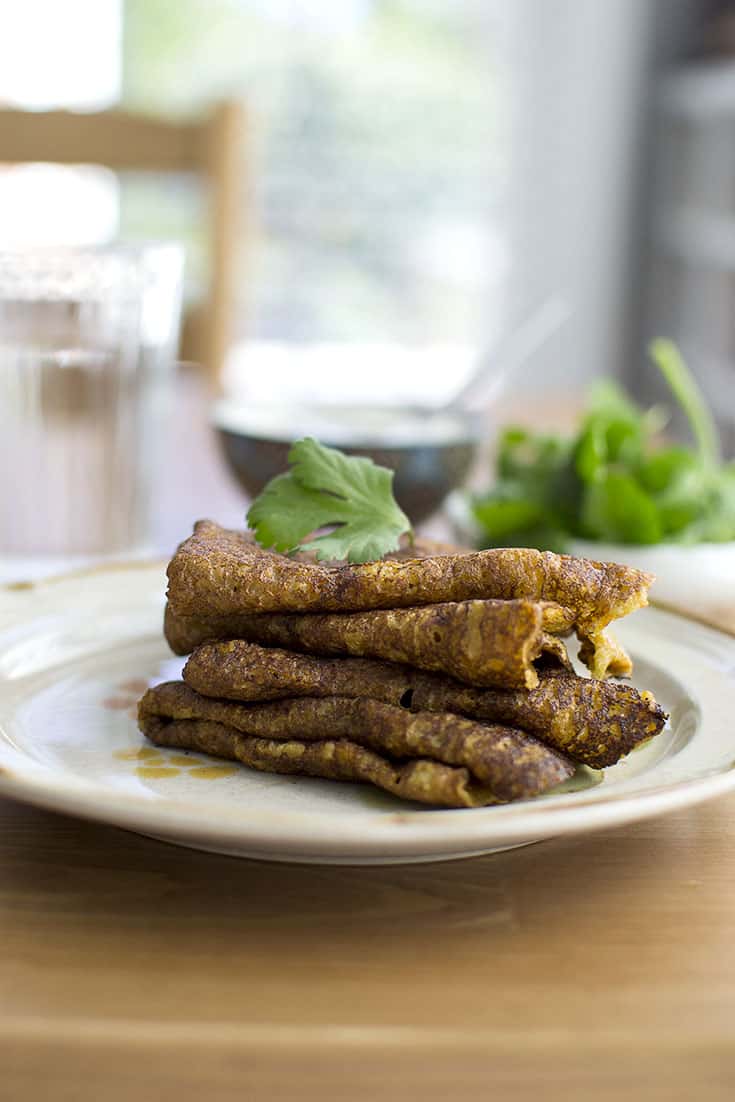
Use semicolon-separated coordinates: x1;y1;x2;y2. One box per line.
440;296;573;417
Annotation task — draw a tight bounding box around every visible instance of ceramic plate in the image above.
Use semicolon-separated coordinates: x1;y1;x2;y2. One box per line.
0;562;734;865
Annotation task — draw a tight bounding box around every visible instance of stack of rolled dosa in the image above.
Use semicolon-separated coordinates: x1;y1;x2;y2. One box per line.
138;520;668;808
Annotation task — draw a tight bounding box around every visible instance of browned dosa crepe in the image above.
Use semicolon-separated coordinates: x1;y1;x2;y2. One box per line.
166;521;652;676
139;682;575;807
183;641;667;769
164;598;571;689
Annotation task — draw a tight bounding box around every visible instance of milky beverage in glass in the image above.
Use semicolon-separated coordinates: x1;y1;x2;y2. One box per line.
0;247;182;565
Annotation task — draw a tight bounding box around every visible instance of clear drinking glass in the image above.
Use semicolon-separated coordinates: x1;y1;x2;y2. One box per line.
0;245;183;573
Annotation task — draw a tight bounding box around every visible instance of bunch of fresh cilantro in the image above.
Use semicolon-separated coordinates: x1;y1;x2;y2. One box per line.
471;340;735;550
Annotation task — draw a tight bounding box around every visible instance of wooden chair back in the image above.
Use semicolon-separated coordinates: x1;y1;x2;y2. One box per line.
0;100;247;384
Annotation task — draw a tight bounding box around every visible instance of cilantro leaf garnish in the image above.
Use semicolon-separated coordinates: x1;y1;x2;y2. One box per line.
247;437;412;563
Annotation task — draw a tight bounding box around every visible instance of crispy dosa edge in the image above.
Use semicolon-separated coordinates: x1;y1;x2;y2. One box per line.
577;630;633;679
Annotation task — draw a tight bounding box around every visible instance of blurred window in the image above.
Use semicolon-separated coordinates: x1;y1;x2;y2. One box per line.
0;0;509;401
121;0;509;400
0;0;121;246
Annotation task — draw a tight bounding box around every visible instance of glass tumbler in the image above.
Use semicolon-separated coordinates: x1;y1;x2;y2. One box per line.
0;245;183;572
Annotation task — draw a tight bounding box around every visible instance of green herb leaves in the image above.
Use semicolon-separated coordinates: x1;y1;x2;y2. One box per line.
649;339;721;468
472;341;735;549
247;437;412;563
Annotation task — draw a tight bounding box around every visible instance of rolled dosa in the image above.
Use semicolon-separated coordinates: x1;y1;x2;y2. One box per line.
165;599;571;689
139;681;575;806
183;641;667;768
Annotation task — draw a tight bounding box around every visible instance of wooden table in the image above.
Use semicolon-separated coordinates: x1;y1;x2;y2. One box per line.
2;791;734;1101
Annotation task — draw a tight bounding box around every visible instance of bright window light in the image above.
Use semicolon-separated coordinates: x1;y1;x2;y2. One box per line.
0;0;122;248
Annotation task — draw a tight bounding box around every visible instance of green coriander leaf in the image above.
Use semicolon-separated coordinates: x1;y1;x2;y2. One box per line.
498;426;530;449
657;497;704;538
587;378;644;429
652;461;710;539
688;466;735;542
637;447;698;494
574;419;607;483
649;339;721;468
245;473;331;554
476;521;568;553
496;427;565;480
581;471;662;544
496;427;536;480
500;523;568;553
574;395;644;485
605;417;644;465
247;437;412;563
496;428;571;505
472;494;546;539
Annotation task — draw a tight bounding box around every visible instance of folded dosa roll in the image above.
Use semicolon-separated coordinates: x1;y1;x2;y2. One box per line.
183;642;667;769
139;681;575;806
165;599;571;689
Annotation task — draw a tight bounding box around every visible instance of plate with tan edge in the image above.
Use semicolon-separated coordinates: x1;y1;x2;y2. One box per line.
0;561;733;865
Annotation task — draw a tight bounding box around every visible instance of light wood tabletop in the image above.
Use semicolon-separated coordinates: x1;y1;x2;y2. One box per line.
1;790;734;1101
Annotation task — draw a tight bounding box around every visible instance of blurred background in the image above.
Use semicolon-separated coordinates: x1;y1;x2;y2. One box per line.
1;0;734;560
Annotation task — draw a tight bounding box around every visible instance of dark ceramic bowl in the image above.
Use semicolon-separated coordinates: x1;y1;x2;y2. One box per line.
213;401;481;524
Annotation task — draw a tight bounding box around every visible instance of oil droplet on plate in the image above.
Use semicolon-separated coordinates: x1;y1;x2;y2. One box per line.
104;696;134;711
167;754;199;767
187;765;238;780
135;766;181;779
118;678;149;694
114;747;163;762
